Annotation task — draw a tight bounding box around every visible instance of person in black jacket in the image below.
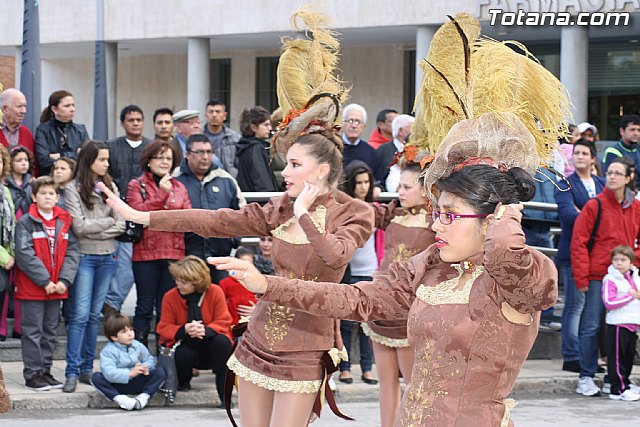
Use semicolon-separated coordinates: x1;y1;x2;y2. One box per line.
35;90;89;175
235;106;278;192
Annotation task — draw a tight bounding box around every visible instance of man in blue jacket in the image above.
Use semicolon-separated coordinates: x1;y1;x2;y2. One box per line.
175;134;245;284
555;139;605;373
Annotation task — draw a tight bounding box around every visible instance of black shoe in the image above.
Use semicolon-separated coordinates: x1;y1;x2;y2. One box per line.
361;375;379;385
79;372;92;385
25;375;52;391
338;374;353;384
562;360;581;373
0;334;5;342
597;366;606;374
42;372;64;389
11;330;21;339
62;377;77;393
177;382;191;392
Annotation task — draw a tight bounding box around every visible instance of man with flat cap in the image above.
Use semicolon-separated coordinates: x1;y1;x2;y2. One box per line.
173;110;202;159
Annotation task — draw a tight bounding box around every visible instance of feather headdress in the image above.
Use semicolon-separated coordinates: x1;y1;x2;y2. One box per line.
408;13;571;190
272;5;348;158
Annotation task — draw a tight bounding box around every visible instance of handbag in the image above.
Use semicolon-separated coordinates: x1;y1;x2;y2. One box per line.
116;179;146;243
157;341;181;403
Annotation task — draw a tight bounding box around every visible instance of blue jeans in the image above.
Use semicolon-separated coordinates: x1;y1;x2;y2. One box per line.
561;265;585;362
91;367;166;400
104;242;134;311
66;253;117;378
339;275;374;373
578;280;605;378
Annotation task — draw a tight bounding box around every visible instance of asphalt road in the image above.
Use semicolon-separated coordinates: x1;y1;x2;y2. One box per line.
1;396;637;426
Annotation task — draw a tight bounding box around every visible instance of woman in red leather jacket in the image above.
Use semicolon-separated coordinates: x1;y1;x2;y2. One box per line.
127;140;191;346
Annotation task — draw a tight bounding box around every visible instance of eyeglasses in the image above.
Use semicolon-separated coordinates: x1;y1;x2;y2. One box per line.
188;149;213;157
606;170;627;177
152;156;173;162
346;118;363;126
431;210;489;225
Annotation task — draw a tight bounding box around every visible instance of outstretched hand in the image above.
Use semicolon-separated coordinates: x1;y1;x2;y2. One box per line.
97;182;150;226
207;257;268;294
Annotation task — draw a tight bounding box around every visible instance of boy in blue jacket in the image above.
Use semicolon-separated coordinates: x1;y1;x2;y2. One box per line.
91;314;166;410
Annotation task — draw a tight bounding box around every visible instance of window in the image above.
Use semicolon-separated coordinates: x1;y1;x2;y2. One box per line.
210;58;231;121
403;49;416;115
255;56;279;112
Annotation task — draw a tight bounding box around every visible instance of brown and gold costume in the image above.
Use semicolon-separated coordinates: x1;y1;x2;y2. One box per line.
150;192;373;392
261;206;557;425
362;201;436;347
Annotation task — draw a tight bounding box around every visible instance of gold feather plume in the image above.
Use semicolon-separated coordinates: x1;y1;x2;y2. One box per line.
276;5;347;119
411;13;570;167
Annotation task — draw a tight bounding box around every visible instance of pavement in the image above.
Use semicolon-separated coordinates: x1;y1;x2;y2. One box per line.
2;358;633;411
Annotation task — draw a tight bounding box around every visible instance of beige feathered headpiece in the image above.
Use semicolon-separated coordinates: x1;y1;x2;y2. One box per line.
272;5;348;158
408;14;571;191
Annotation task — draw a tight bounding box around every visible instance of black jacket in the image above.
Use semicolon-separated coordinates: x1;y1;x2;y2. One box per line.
107;136;151;199
376;141;399;190
35;119;89;175
235;137;277;192
174;160;245;259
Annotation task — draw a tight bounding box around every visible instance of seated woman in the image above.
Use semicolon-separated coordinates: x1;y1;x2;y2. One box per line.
156;256;233;405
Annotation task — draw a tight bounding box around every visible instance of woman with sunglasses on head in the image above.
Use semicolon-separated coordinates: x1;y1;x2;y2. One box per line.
35;90;89;176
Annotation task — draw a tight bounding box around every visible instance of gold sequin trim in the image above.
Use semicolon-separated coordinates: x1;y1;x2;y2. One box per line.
264;303;295;350
401;339;456;425
416;265;484;306
361;323;409;348
271;205;327;244
227;354;321;393
390;209;430;228
501;399;517;427
392;243;419;263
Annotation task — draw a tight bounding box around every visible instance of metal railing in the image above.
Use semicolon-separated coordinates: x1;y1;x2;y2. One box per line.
240;192;561;257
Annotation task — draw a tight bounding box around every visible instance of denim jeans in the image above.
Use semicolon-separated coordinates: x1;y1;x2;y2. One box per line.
65;253;117;378
104;242;134;311
132;259;176;339
578;279;605;378
560;265;585;362
339;275;374;373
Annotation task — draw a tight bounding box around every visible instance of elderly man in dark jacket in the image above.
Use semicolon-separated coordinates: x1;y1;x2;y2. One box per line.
176;134;245;284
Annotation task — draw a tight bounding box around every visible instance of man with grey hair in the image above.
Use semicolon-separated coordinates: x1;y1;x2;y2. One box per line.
376;114;415;192
341;103;380;180
0;88;35;156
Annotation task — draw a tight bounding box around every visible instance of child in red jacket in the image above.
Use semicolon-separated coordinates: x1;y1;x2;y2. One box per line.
218;247;257;327
14;177;79;390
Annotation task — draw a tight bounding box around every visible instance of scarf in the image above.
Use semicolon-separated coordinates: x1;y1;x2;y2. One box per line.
0;186;15;255
180;292;204;323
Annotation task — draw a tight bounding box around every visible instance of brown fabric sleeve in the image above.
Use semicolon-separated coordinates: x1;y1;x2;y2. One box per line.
371;200;400;230
483;205;558;314
149;198;283;238
298;198;375;270
261;252;421;322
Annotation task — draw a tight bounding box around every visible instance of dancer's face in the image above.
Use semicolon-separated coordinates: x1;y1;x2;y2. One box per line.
431;191;487;263
282;143;329;198
397;170;425;209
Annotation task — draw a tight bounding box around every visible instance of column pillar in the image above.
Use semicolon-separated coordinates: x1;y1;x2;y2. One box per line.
105;42;118;138
187;38;210;116
561;26;589;123
415;26;437;96
14;47;22;89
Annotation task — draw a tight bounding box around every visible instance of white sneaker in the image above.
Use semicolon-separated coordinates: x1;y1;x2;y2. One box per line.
576;377;601;396
629;384;640;394
328;377;336;391
609;389;640;401
134;392;150;410
113;394;137;410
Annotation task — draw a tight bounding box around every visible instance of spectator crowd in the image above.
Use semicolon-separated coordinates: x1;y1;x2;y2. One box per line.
1;84;640;408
